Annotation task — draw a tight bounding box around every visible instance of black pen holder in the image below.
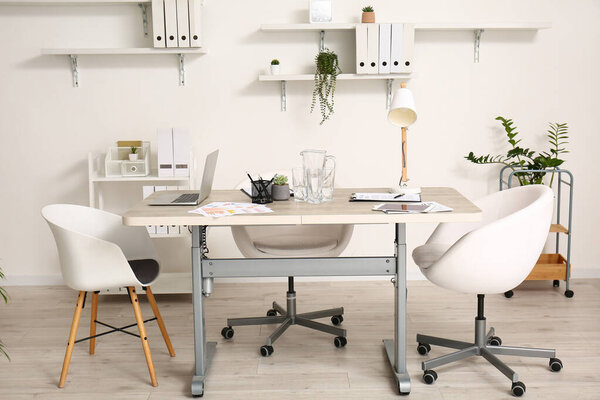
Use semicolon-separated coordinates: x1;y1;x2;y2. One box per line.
250;179;273;204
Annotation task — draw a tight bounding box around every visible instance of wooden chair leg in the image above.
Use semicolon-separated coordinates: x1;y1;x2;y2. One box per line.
58;291;86;388
128;286;158;387
89;291;99;355
145;286;176;357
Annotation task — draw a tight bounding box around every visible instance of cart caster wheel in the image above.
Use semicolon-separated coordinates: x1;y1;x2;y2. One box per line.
549;357;563;372
423;370;437;385
260;345;274;357
266;309;277;317
334;336;347;348
553;280;560;287
488;336;502;346
192;381;204;397
511;381;526;397
417;342;431;355
565;290;574;298
331;315;344;326
504;290;514;298
398;384;410;396
220;326;234;339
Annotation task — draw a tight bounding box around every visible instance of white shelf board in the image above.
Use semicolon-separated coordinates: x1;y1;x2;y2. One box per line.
90;171;191;182
0;0;147;4
261;22;551;32
259;73;412;82
261;23;357;31
150;233;191;239
42;47;207;55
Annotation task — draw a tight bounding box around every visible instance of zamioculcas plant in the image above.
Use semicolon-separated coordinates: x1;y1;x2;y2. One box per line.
130;146;138;154
270;59;280;66
311;48;341;125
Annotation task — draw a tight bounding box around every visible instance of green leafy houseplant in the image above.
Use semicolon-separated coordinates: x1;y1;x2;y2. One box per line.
465;116;569;188
274;174;288;185
130;146;138;154
362;5;374;12
0;267;9;360
270;59;280;66
311;48;341;125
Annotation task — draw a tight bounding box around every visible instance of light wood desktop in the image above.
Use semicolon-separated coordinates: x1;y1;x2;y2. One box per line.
123;187;481;397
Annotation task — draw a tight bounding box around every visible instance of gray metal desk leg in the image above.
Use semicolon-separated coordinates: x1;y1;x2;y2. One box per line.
383;223;411;395
191;226;216;397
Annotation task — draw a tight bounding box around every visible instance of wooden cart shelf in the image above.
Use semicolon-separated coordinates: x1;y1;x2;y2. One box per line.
526;254;569;281
550;224;569;234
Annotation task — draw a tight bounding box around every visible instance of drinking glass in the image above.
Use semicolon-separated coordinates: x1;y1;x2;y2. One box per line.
322;167;335;201
292;167;306;202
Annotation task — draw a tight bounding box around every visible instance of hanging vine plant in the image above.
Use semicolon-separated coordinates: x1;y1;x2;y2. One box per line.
310;48;342;125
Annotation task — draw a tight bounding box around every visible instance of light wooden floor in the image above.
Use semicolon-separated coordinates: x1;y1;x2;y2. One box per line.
1;279;599;400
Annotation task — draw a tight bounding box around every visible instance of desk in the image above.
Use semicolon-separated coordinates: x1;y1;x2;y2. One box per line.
123;187;481;397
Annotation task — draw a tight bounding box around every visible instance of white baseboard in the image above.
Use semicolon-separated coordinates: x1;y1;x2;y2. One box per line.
3;274;64;286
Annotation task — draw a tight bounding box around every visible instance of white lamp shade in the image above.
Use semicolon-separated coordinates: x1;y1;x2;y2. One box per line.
388;87;417;127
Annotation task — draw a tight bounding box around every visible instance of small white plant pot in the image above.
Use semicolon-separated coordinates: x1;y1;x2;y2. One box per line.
271;65;280;75
129;154;139;161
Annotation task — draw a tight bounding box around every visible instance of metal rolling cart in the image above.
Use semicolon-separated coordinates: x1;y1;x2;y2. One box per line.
499;166;574;298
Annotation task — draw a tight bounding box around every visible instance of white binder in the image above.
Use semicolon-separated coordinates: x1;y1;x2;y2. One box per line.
173;128;191;177
378;23;392;74
154;186;168;234
366;23;379;74
151;0;166;48
400;23;415;73
390;24;404;73
188;0;203;48
355;24;368;74
142;186;156;234
158;128;174;177
176;0;190;47
164;0;178;48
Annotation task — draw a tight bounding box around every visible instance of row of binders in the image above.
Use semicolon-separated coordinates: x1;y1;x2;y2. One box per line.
356;23;415;74
152;0;203;48
158;128;191;177
143;186;189;235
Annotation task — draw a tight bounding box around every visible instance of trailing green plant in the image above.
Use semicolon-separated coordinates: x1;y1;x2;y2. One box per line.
311;48;341;125
465;116;568;187
130;146;138;154
362;5;374;12
274;174;288;185
271;59;280;65
0;267;9;361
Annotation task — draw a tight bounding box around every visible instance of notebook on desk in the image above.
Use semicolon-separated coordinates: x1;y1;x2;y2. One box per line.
350;192;421;202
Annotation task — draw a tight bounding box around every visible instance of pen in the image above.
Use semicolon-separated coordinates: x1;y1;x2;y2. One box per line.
394;193;405;199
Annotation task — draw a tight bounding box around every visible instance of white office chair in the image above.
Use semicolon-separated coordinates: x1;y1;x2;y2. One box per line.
412;185;563;397
42;204;175;388
220;171;354;356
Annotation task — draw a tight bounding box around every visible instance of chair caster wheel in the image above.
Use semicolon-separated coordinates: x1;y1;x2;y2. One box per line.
331;315;344;326
553;280;560;287
565;290;574;298
334;336;347;348
511;381;526;397
504;290;514;298
266;309;277;317
423;370;437;385
260;345;274;357
220;326;234;339
549;357;563;372
488;336;502;346
417;342;431;355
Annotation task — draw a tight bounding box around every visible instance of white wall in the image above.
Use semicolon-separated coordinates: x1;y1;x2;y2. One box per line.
0;0;598;284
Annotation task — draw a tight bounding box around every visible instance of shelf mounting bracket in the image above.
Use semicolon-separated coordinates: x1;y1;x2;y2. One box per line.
474;29;484;63
386;79;393;110
280;80;287;112
178;54;185;86
139;3;148;37
320;30;325;52
70;55;79;88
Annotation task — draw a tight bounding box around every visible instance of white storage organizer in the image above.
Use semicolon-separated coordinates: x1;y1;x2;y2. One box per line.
105;142;151;177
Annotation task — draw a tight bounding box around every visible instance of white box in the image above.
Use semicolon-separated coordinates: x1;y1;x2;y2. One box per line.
176;0;190;47
142;186;157;235
105;142;150;177
168;225;180;235
157;129;174;177
151;0;166;48
173;128;191;177
164;0;178;47
378;23;391;74
366;23;379;74
355;24;368;74
189;0;203;47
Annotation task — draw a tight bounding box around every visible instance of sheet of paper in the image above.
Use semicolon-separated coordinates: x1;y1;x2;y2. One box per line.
352;192;421;202
189;202;273;218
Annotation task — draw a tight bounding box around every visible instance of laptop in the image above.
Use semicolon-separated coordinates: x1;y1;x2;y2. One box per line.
148;150;219;206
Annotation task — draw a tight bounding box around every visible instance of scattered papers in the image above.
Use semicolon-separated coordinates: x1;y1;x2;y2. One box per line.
351;192;421;202
189;202;273;218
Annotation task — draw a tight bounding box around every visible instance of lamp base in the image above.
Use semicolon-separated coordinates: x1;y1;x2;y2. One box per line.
390;185;422;195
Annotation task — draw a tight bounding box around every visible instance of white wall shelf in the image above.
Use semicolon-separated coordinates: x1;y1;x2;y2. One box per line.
42;48;207;87
0;0;149;5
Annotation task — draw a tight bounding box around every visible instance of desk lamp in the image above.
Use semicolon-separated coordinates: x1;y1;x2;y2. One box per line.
388;82;419;194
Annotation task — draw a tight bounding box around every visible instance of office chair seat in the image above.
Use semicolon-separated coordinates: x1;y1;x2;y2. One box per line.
254;235;338;256
412;243;452;269
128;259;160;285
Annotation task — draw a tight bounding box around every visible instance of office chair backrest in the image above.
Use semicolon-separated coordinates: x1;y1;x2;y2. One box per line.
423;185;553;294
42;204;156;291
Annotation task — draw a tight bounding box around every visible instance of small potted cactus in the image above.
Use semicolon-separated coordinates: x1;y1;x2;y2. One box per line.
272;174;290;201
361;6;375;23
270;59;280;75
129;146;139;161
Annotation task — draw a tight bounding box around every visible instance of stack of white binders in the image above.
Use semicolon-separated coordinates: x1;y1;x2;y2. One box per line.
356;23;414;74
152;0;203;48
158;128;191;178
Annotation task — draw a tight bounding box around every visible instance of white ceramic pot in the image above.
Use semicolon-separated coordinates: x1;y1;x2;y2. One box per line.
129;153;139;161
271;64;280;75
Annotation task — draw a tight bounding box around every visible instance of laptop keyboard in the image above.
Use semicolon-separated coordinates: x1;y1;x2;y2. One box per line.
172;193;200;204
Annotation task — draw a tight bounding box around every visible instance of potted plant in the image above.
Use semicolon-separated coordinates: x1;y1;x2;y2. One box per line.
0;267;9;361
270;59;280;75
272;174;290;201
361;6;375;23
129;146;139;161
465;116;569;188
310;48;341;125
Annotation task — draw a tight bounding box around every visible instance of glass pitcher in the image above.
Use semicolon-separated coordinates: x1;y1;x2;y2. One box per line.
300;149;336;204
